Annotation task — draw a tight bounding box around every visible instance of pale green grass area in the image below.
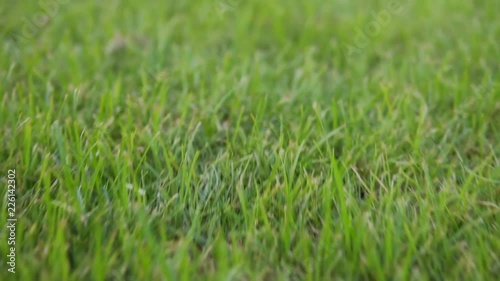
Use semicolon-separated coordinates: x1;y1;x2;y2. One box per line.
0;0;499;280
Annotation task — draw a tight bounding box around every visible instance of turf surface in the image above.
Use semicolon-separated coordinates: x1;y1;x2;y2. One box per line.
1;0;499;280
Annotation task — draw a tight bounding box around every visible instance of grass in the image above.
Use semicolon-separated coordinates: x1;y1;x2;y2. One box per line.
1;0;499;280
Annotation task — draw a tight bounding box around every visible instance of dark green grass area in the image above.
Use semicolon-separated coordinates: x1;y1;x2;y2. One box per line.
0;0;499;280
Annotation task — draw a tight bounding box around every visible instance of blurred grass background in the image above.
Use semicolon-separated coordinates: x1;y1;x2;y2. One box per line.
0;0;499;280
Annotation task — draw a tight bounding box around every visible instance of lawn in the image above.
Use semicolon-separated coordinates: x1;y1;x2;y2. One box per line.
0;0;499;280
